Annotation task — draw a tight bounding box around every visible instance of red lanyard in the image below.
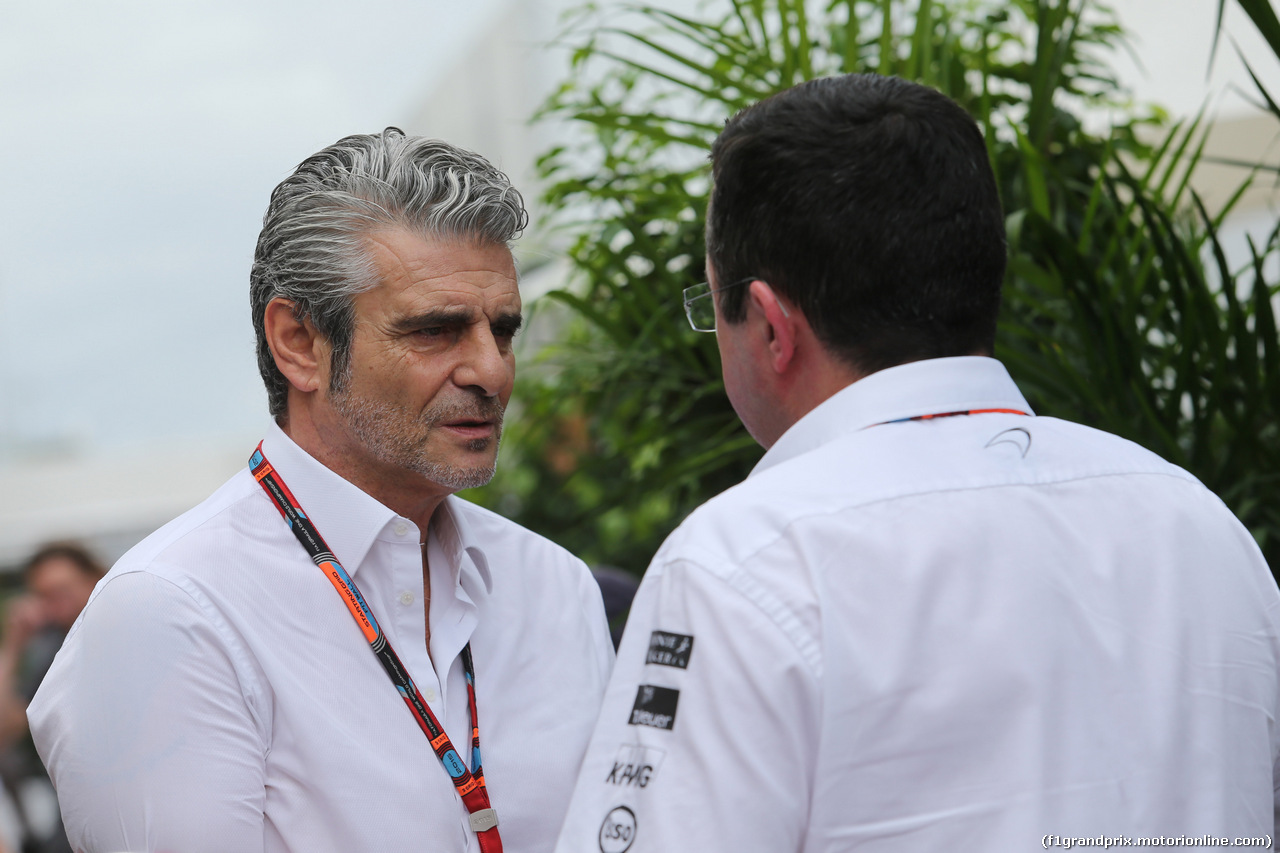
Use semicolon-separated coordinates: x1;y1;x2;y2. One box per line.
249;444;503;852
876;407;1029;425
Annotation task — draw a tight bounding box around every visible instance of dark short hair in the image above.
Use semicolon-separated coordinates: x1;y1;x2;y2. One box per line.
707;73;1007;374
24;542;107;582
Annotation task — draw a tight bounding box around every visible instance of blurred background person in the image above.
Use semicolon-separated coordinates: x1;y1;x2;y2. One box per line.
0;543;103;853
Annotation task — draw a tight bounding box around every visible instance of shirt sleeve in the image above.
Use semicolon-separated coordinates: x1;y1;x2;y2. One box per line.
28;570;268;853
579;560;617;685
554;557;820;853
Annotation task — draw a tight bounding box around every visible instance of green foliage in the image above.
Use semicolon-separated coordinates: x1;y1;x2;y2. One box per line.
465;0;1280;578
1002;129;1280;562
1214;0;1280;119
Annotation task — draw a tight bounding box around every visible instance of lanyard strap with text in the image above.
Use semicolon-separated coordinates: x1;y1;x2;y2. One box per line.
249;444;502;852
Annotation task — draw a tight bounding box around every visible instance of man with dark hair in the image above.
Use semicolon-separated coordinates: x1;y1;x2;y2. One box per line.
555;74;1280;852
1;544;104;718
0;544;105;746
30;129;614;853
0;543;104;853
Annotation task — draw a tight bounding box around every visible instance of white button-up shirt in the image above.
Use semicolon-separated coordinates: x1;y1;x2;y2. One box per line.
30;422;614;853
555;356;1280;853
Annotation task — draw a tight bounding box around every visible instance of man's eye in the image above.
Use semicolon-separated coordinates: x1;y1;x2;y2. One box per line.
419;327;447;337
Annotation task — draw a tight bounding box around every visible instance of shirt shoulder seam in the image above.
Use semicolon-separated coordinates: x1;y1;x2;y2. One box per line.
90;565;272;755
657;556;823;678
729;467;1211;568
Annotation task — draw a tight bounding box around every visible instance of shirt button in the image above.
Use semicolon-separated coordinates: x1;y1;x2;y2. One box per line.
423;687;437;702
399;591;414;606
394;522;408;536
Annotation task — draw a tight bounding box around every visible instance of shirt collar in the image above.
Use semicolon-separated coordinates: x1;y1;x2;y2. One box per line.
751;356;1033;477
258;420;396;578
430;496;495;599
257;421;493;595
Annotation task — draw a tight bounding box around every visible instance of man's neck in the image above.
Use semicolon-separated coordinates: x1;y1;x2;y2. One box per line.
757;350;864;450
278;411;442;657
277;411;449;535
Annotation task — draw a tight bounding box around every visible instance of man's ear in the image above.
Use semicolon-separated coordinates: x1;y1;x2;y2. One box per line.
747;280;797;375
263;298;327;395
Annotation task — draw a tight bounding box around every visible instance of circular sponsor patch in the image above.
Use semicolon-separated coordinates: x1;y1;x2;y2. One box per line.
598;805;637;853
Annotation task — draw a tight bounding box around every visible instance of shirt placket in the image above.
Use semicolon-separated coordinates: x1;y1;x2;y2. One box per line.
370;523;438;707
424;521;484;851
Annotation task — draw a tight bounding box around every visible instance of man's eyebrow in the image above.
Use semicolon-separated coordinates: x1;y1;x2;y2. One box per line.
491;312;524;334
391;308;476;332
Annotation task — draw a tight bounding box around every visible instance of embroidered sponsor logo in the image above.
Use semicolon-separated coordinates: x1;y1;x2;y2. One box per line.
599;806;637;853
628;685;679;731
646;631;694;669
605;744;665;788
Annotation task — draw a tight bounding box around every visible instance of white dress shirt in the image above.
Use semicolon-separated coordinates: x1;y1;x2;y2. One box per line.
555;356;1280;853
30;421;614;853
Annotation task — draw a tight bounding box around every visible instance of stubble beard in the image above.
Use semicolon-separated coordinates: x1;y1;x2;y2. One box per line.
330;389;506;492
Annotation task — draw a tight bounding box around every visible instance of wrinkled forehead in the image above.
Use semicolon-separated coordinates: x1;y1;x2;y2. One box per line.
357;228;520;317
363;226;517;275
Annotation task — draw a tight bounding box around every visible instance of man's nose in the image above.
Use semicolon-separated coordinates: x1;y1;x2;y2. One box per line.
452;327;512;397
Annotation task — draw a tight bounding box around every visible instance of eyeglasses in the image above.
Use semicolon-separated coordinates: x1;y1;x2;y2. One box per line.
682;277;755;332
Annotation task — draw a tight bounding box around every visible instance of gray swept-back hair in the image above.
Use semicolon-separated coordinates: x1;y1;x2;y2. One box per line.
250;127;528;419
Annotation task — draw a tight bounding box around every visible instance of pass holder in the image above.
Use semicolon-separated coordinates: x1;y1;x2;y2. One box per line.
249;443;503;853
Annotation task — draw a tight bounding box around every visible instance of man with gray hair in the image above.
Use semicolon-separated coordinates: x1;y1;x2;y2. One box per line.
29;128;614;853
